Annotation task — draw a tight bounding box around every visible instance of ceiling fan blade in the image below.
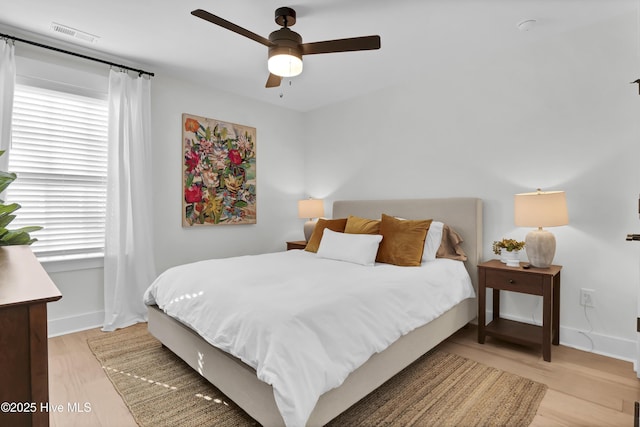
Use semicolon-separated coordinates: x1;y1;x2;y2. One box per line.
301;35;381;55
191;9;273;47
265;73;282;88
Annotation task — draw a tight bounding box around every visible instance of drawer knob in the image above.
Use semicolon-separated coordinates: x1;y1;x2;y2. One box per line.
509;279;515;284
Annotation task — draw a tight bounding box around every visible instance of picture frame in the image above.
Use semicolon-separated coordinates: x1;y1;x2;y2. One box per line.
182;113;256;226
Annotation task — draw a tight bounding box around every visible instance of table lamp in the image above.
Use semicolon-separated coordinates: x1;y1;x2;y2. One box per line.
298;199;324;242
514;189;568;268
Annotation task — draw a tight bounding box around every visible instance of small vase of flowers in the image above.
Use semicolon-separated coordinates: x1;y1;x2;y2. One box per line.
492;238;525;266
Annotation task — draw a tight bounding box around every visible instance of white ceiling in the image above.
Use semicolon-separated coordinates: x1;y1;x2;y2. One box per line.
0;0;635;111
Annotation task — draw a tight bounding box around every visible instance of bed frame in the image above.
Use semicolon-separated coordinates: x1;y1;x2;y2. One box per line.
148;197;483;426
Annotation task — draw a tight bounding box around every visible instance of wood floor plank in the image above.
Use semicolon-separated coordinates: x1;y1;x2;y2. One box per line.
441;327;640;416
48;328;137;427
47;323;640;426
533;389;633;426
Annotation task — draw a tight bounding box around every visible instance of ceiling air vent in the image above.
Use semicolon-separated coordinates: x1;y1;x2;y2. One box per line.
50;23;99;43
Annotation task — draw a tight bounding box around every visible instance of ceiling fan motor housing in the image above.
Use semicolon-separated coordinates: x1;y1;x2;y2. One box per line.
268;28;303;77
269;28;302;54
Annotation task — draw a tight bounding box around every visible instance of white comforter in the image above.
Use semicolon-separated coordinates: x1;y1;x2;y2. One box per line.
143;250;475;427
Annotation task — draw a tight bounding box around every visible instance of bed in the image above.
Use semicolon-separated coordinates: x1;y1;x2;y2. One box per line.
145;197;482;426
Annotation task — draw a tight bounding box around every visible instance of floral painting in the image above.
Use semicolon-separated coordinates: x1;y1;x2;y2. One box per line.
182;113;256;226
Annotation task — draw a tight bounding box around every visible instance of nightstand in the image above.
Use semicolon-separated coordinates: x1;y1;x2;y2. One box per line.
286;240;307;250
477;259;562;362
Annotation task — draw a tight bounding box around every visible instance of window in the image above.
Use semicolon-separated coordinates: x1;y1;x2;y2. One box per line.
6;83;109;263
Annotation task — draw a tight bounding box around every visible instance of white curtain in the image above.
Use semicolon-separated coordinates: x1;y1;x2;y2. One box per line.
103;69;156;331
0;39;15;173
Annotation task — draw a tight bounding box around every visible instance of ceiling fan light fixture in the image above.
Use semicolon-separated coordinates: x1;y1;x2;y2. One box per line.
268;27;303;78
268;49;303;77
192;7;381;87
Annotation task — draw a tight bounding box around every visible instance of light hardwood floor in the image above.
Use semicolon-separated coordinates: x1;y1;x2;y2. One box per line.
48;324;639;426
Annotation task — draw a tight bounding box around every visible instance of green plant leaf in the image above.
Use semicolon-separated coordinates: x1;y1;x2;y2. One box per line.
0;151;43;246
0;229;38;246
0;170;16;194
13;225;43;234
0;203;20;215
0;214;16;228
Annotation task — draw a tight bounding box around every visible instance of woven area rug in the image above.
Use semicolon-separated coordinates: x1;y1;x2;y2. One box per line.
88;323;547;427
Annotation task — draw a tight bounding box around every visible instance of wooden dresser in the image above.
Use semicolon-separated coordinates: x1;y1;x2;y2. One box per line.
0;246;62;427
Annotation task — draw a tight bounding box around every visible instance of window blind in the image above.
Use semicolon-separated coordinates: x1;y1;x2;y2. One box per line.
6;84;108;260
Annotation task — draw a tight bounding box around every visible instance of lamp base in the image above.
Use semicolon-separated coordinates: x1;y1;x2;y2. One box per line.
525;228;556;268
304;220;317;242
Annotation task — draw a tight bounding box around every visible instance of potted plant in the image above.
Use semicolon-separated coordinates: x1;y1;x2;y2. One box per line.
0;150;42;246
492;238;525;266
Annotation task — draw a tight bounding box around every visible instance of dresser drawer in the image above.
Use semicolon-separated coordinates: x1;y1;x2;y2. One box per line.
483;268;543;295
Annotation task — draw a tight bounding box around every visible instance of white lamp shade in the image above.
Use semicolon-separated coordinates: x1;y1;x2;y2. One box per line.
298;199;324;219
268;54;303;77
514;189;568;268
514;190;568;228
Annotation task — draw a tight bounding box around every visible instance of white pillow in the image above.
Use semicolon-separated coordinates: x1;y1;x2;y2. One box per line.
316;229;383;266
423;221;444;262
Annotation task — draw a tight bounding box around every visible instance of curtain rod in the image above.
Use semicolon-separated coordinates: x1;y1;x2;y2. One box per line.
1;32;154;77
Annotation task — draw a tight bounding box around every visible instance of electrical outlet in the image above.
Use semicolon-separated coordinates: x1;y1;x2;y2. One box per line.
580;288;595;307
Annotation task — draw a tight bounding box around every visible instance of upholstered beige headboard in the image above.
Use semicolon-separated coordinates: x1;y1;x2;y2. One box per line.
333;198;483;289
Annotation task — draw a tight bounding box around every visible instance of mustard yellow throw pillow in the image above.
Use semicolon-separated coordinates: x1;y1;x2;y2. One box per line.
344;215;381;235
376;214;432;266
305;218;348;253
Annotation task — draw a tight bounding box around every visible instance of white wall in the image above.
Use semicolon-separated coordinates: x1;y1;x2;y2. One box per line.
150;74;306;273
9;40;306;334
47;75;305;334
303;10;640;361
9;7;640;362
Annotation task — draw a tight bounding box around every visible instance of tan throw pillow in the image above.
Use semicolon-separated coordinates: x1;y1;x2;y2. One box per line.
376;214;432;266
344;215;381;234
305;218;348;253
436;224;468;261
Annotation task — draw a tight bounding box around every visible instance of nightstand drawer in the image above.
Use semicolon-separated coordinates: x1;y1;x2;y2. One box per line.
484;268;543;295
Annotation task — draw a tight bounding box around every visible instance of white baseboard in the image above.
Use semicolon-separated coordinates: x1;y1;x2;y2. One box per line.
560;325;636;363
48;310;104;337
487;311;636;363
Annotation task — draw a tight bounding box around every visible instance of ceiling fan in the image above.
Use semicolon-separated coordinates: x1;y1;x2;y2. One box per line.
191;7;381;88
